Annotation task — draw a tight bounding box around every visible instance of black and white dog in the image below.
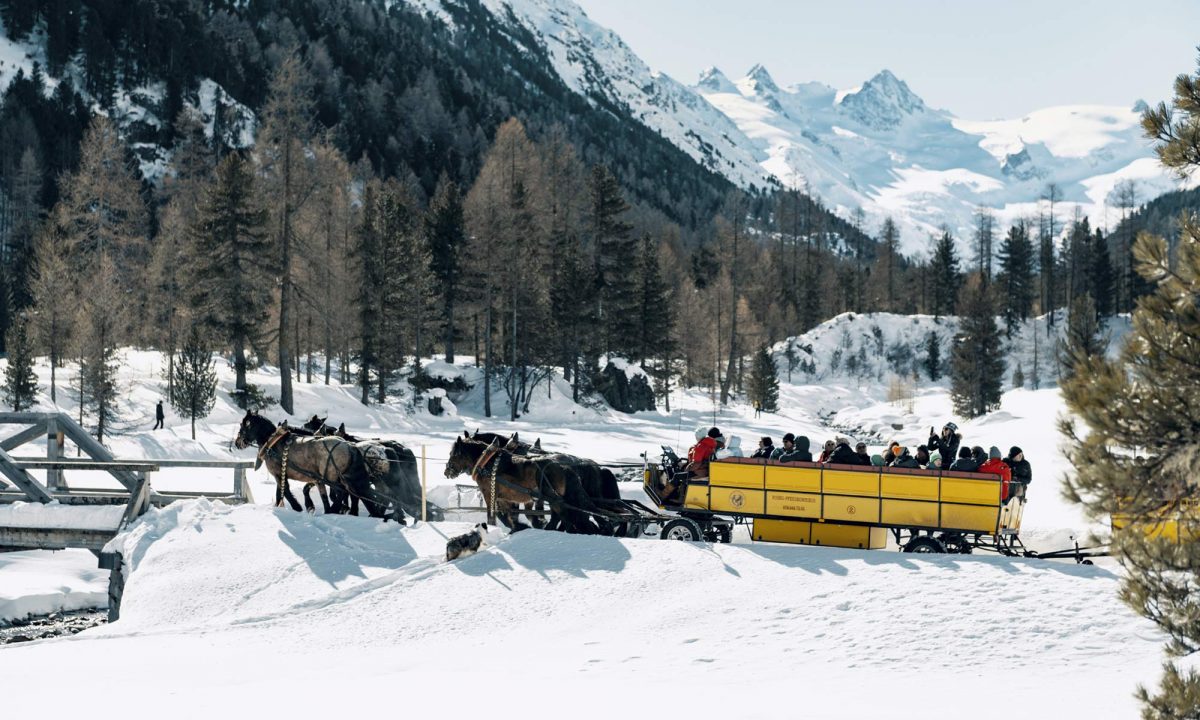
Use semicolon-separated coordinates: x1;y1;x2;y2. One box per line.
446;524;489;561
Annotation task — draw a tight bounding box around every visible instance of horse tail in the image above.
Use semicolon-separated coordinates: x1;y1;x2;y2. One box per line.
599;468;620;501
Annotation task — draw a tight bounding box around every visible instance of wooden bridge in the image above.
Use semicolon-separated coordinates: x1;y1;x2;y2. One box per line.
0;412;254;553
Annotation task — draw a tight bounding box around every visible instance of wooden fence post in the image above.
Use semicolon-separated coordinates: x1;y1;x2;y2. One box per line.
46;417;62;490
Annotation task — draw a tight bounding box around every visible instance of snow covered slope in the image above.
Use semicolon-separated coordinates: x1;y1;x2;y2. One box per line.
1;500;1166;718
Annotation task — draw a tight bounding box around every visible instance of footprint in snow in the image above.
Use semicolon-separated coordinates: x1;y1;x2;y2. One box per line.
835;601;852;611
682;638;700;644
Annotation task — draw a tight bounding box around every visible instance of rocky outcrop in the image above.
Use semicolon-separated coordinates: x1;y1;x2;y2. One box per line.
593;361;655;414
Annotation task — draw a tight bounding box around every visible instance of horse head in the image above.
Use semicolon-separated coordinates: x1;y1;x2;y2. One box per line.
445;436;482;479
235;410;273;450
303;415;328;433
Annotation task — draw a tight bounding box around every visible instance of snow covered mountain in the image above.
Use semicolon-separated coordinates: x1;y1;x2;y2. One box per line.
416;0;1184;252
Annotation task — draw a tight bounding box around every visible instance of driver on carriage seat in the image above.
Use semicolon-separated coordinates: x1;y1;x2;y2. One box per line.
684;427;725;478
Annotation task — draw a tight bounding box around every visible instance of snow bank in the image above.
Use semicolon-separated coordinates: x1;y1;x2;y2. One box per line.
3;500;1166;718
0;501;124;530
0;550;108;622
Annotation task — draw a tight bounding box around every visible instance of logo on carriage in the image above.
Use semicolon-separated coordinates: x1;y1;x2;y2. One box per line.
730;491;745;509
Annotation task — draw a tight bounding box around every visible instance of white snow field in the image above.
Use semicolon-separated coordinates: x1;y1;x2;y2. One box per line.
0;312;1170;716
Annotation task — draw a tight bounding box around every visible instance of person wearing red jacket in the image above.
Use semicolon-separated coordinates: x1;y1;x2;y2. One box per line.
685;427;725;478
978;446;1014;500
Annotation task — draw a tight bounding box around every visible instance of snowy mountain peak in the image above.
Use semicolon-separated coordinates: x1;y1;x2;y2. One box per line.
697;66;737;94
838;69;928;130
743;63;780;94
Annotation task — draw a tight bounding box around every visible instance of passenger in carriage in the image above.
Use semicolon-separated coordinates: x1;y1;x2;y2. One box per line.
716;435;743;459
1005;446;1032;499
949;446;980;472
979;446;1013;499
684;427;725;478
971;446;988;467
778;435;813;463
889;444;921;468
751;436;775;459
883;440;900;465
827;436;869;465
855;442;871;465
770;433;795;459
870;454;885;467
915;445;931;468
927;422;961;467
818;439;836;463
929;453;942;469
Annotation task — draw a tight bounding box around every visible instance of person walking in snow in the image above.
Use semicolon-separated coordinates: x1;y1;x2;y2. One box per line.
753;400;762;419
153;400;164;431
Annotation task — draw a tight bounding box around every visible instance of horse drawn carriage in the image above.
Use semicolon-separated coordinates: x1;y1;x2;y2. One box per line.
643;445;1031;555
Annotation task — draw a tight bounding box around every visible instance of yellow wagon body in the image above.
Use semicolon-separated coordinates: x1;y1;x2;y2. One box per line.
1111;498;1200;542
669;458;1020;550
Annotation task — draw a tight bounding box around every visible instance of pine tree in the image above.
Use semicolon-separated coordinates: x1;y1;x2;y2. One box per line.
747;346;779;412
949;275;1004;418
973;207;996;281
1063;59;1200;716
188;154;273;407
353;180;386;405
634;234;672;365
1059;293;1106;380
27;225;72;403
997;221;1035;334
589;164;636;357
426;173;464;363
3;313;38;411
171;324;217;440
930;230;961;318
77;255;123;442
1089;228;1115;319
923;330;942;381
1038;219;1057;321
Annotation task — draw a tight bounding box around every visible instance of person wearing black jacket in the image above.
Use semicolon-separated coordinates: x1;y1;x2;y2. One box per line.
751;437;774;459
949;446;979;472
855;442;871;465
1005;446;1032;498
889;445;921;468
828;437;870;466
779;435;813;463
927;423;961;468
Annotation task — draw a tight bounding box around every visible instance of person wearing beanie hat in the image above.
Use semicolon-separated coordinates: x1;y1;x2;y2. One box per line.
828;435;870;466
1004;446;1032;499
771;433;796;460
685;427;723;478
883;440;901;465
929;452;942;469
915;444;931;468
928;423;962;470
779;435;813;463
979;445;1013;499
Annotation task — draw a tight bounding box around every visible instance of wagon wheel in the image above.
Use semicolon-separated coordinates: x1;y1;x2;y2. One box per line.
718;523;733;544
902;536;946;554
660;517;703;542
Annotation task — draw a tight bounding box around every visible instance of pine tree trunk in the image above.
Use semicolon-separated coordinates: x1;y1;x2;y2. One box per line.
294;312;301;384
510;300;518;421
445;293;455;364
306;315;313;384
234;333;247;401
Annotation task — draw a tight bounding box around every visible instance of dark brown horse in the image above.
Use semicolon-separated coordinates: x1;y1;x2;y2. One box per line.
452;437;604;534
447;433;548;528
236;412;339;513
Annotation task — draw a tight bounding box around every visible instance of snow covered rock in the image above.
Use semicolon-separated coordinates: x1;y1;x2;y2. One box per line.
593;359;655;413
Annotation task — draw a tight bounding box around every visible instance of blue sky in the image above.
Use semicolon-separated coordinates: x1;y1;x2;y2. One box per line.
575;0;1200;118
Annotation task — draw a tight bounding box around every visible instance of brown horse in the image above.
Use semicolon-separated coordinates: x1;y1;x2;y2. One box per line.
234;411;401;523
461;439;605;534
447;433;548;528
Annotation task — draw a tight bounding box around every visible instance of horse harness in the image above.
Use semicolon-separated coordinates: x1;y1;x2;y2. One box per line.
468;444;626;526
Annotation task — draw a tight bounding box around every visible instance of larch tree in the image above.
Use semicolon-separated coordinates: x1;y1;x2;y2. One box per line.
188;154;273;406
949;274;1004;418
256;51;316;415
972;207;995;282
27;222;72;403
76;255;124;442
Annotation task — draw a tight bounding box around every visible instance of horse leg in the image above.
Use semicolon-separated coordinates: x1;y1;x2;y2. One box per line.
283;482;304;513
317;483;332;514
302;483;316;513
525;500;546;529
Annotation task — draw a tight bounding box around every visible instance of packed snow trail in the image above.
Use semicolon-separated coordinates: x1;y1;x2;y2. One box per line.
3;501;1163;718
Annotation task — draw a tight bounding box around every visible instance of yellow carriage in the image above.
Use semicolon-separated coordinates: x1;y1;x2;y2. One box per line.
644;451;1025;555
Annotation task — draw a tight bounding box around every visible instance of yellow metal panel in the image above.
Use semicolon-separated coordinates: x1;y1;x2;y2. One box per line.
941;503;999;534
765;464;821;493
881;473;939;501
810;522;887;549
709;461;765;489
940;477;1002;506
880;498;939;527
822;495;881;523
710;486;764;515
822;468;880;497
765;491;822;519
753;518;811;544
683;484;710;511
